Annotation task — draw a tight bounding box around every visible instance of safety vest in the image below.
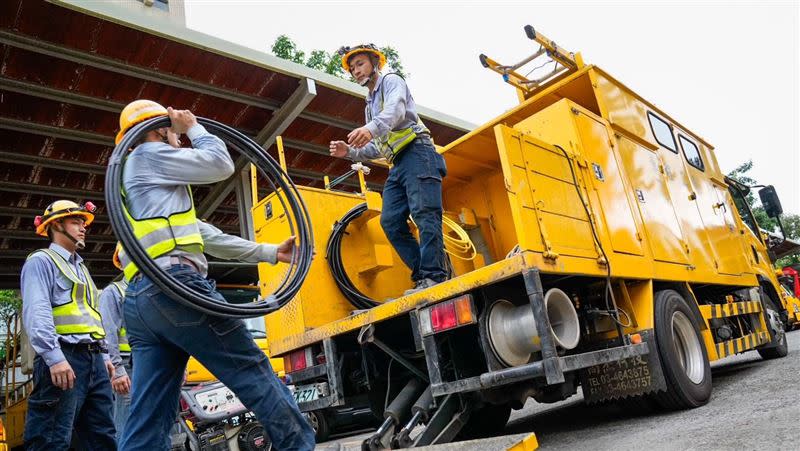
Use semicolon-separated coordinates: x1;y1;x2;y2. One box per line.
28;249;105;339
368;73;430;162
117;186;204;281
109;281;130;353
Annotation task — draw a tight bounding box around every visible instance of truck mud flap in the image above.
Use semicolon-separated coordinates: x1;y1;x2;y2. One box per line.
579;329;667;403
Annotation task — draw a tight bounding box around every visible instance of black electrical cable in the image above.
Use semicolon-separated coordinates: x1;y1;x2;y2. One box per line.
554;144;627;344
105;116;313;318
326;203;381;310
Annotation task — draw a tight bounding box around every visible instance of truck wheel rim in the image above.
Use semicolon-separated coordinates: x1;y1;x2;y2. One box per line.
671;310;704;384
766;309;786;344
305;412;319;432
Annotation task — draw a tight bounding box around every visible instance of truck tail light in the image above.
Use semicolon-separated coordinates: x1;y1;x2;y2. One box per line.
284;347;313;373
419;295;476;336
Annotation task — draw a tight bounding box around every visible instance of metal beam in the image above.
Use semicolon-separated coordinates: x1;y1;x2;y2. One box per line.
0;76;123;113
281;138;330;157
234;169;255;240
0;180;106;200
0;30;360;131
197;78;317;217
0;206;110;224
0;117;112;146
0;150;107;175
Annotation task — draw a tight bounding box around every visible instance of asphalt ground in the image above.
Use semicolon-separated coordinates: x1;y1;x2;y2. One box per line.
318;329;800;450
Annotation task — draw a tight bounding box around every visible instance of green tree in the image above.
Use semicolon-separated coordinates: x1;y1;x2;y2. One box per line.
0;289;22;364
726;160;777;232
270;35;406;79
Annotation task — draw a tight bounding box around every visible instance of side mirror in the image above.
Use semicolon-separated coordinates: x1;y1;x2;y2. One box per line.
759;185;783;218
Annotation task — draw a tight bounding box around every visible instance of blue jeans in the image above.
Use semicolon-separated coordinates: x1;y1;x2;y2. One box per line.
24;347;116;450
120;265;315;451
381;138;448;282
112;356;132;444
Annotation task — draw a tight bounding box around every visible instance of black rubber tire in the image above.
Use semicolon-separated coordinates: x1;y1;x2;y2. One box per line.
305;410;331;443
454;403;511;441
651;289;712;410
757;297;789;360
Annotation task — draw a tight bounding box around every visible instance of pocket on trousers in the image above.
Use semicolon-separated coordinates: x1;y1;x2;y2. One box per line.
150;290;207;327
416;175;443;211
209;317;245;336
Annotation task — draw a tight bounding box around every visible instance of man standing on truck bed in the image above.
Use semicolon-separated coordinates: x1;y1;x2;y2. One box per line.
329;44;448;295
114;100;315;451
21;200;117;450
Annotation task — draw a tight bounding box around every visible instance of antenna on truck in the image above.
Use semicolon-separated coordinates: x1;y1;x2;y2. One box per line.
479;25;583;99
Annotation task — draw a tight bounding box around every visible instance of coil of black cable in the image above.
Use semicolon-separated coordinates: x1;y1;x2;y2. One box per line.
325;203;381;310
105;116;313;318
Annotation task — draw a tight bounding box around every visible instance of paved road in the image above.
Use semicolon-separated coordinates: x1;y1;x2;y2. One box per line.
319;330;799;450
503;329;800;450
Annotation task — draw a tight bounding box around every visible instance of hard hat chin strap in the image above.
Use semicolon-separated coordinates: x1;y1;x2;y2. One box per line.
53;222;86;250
360;66;378;87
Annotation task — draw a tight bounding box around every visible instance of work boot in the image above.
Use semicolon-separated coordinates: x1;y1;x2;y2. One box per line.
403;278;438;296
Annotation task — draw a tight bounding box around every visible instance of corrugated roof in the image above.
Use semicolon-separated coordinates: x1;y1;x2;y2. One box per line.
0;0;472;288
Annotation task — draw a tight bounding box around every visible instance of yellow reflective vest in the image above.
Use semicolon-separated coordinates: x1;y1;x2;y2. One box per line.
27;249;105;339
108;280;130;353
117;187;204;281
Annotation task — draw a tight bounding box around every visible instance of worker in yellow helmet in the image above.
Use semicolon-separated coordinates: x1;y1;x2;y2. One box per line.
21;200;117;449
113;100;314;450
99;244;131;444
330;44;448;295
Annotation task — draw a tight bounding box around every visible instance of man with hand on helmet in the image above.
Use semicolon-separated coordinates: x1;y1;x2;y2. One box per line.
113;100;314;451
329;44;448;296
21;200;117;450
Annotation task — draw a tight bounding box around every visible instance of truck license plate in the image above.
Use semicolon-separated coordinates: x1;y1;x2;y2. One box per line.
291;382;328;404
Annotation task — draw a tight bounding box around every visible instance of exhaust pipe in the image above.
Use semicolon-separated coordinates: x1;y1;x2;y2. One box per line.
487;288;580;367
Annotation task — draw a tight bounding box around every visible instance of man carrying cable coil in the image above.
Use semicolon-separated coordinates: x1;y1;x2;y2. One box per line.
20;199;117;450
113;100;315;451
329;44;448;296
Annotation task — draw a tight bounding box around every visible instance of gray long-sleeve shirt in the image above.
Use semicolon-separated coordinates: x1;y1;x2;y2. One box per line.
347;73;430;162
98;280;128;378
20;243;110;367
122;124;278;275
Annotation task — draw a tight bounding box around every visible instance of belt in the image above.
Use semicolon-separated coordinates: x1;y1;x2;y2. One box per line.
131;255;199;282
59;341;106;354
169;255;199;272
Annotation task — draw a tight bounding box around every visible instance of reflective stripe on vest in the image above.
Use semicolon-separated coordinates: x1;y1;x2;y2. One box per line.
117;186;204;281
109;281;131;353
368;73;430;162
28;249;105;339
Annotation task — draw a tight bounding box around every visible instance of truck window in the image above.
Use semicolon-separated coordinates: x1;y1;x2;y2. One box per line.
678;135;705;171
647;112;677;152
728;184;759;236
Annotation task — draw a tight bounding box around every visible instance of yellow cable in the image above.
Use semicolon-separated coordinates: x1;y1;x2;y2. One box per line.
410;216;478;261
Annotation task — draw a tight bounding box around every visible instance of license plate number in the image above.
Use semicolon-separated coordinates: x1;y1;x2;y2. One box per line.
291;383;327;404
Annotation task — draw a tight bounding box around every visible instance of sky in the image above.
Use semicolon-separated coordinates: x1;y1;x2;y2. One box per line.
184;0;800;214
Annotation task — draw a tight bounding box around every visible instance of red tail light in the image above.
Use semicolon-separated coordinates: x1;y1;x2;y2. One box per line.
419;295;476;336
284;347;313;373
431;302;457;331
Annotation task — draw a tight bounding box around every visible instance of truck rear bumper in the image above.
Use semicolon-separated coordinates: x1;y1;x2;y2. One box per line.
430;342;649;397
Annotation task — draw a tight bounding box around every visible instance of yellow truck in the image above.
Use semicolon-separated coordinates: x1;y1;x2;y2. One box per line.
255;26;790;448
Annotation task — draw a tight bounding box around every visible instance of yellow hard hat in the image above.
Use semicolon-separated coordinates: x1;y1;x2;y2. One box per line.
115;100;168;145
338;44;386;73
34;200;96;237
112;242;123;270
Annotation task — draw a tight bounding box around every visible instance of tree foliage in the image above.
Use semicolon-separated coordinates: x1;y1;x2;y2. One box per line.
270;35;406;80
0;289;22;363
